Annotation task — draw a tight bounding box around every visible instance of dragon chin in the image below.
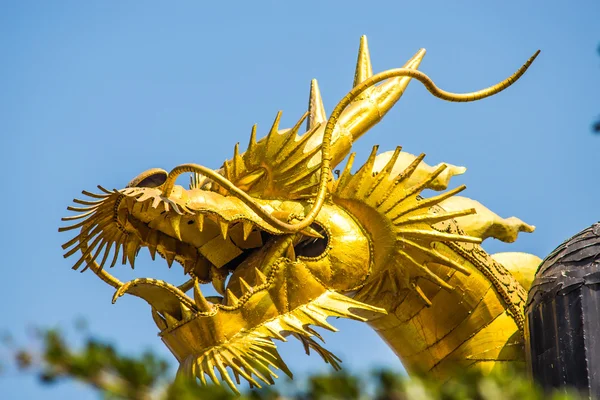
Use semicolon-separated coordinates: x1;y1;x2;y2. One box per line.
61;183;385;393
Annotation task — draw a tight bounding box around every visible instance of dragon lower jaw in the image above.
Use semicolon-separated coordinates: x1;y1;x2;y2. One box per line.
112;236;386;393
169;290;386;393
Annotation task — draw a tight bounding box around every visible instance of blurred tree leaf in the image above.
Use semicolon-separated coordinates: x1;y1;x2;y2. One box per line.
2;325;587;400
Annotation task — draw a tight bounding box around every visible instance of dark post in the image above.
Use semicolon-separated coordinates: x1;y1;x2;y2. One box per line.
525;222;600;397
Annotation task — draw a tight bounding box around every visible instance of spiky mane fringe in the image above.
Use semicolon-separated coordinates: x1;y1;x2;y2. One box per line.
177;291;384;394
333;146;480;305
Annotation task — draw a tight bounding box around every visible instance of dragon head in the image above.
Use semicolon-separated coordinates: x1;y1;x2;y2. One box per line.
60;37;539;392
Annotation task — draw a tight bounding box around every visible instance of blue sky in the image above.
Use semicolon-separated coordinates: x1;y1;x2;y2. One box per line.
1;1;598;398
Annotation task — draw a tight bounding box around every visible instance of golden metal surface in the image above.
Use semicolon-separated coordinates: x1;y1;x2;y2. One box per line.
60;36;540;393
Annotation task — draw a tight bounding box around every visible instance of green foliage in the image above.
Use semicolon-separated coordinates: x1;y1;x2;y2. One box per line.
3;327;588;400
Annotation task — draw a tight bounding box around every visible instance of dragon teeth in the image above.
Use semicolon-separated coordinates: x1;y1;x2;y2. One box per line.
184;259;195;275
219;220;229;240
242;221;253;241
165;252;175;268
147;231;158;260
169;214;183;241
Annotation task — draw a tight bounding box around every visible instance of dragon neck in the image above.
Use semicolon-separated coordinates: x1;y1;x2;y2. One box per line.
337;195;528;377
358;248;526;377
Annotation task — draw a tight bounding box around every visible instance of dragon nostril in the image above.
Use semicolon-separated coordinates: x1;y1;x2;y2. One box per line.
294;223;328;258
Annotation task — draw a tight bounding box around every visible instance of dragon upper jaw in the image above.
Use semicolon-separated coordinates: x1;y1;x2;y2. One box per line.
61;184;387;392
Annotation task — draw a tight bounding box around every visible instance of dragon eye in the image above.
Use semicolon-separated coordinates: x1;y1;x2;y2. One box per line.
294;223;329;258
127;168;168;188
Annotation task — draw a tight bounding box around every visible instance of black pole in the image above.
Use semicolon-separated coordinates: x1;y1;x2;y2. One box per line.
525;222;600;397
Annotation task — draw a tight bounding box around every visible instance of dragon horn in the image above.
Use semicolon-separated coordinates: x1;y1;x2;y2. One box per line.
307;79;326;131
328;35;426;165
343;36;425;142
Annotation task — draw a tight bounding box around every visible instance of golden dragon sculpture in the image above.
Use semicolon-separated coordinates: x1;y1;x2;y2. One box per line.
60;36;541;393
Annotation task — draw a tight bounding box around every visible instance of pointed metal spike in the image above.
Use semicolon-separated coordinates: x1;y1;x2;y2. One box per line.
147;245;157;261
266;111;282;147
226;289;239;306
218;220;229;240
126;240;138;269
72;197;104;206
239;278;253;295
273;111;310;167
234;142;240;159
242;221;254;241
184;259;195;275
338;146;379;198
367;146;403;196
291;111;309;136
165;252;175;268
163;312;180;327
233;142;240;174
61;209;96;221
366;145;379;165
254;267;267;285
98;241;113;270
335;152;356;192
278;147;323;178
307;79;326;130
396;236;471;276
109;239;122;269
353;35;373;87
223;161;232;181
168;214;182;241
151;308;168;331
147;230;158;260
193;279;213;312
214;358;239;395
180;303;193;320
247;124;257;155
396;249;455;291
377;153;427;208
81;190;110;199
399;163;448;202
